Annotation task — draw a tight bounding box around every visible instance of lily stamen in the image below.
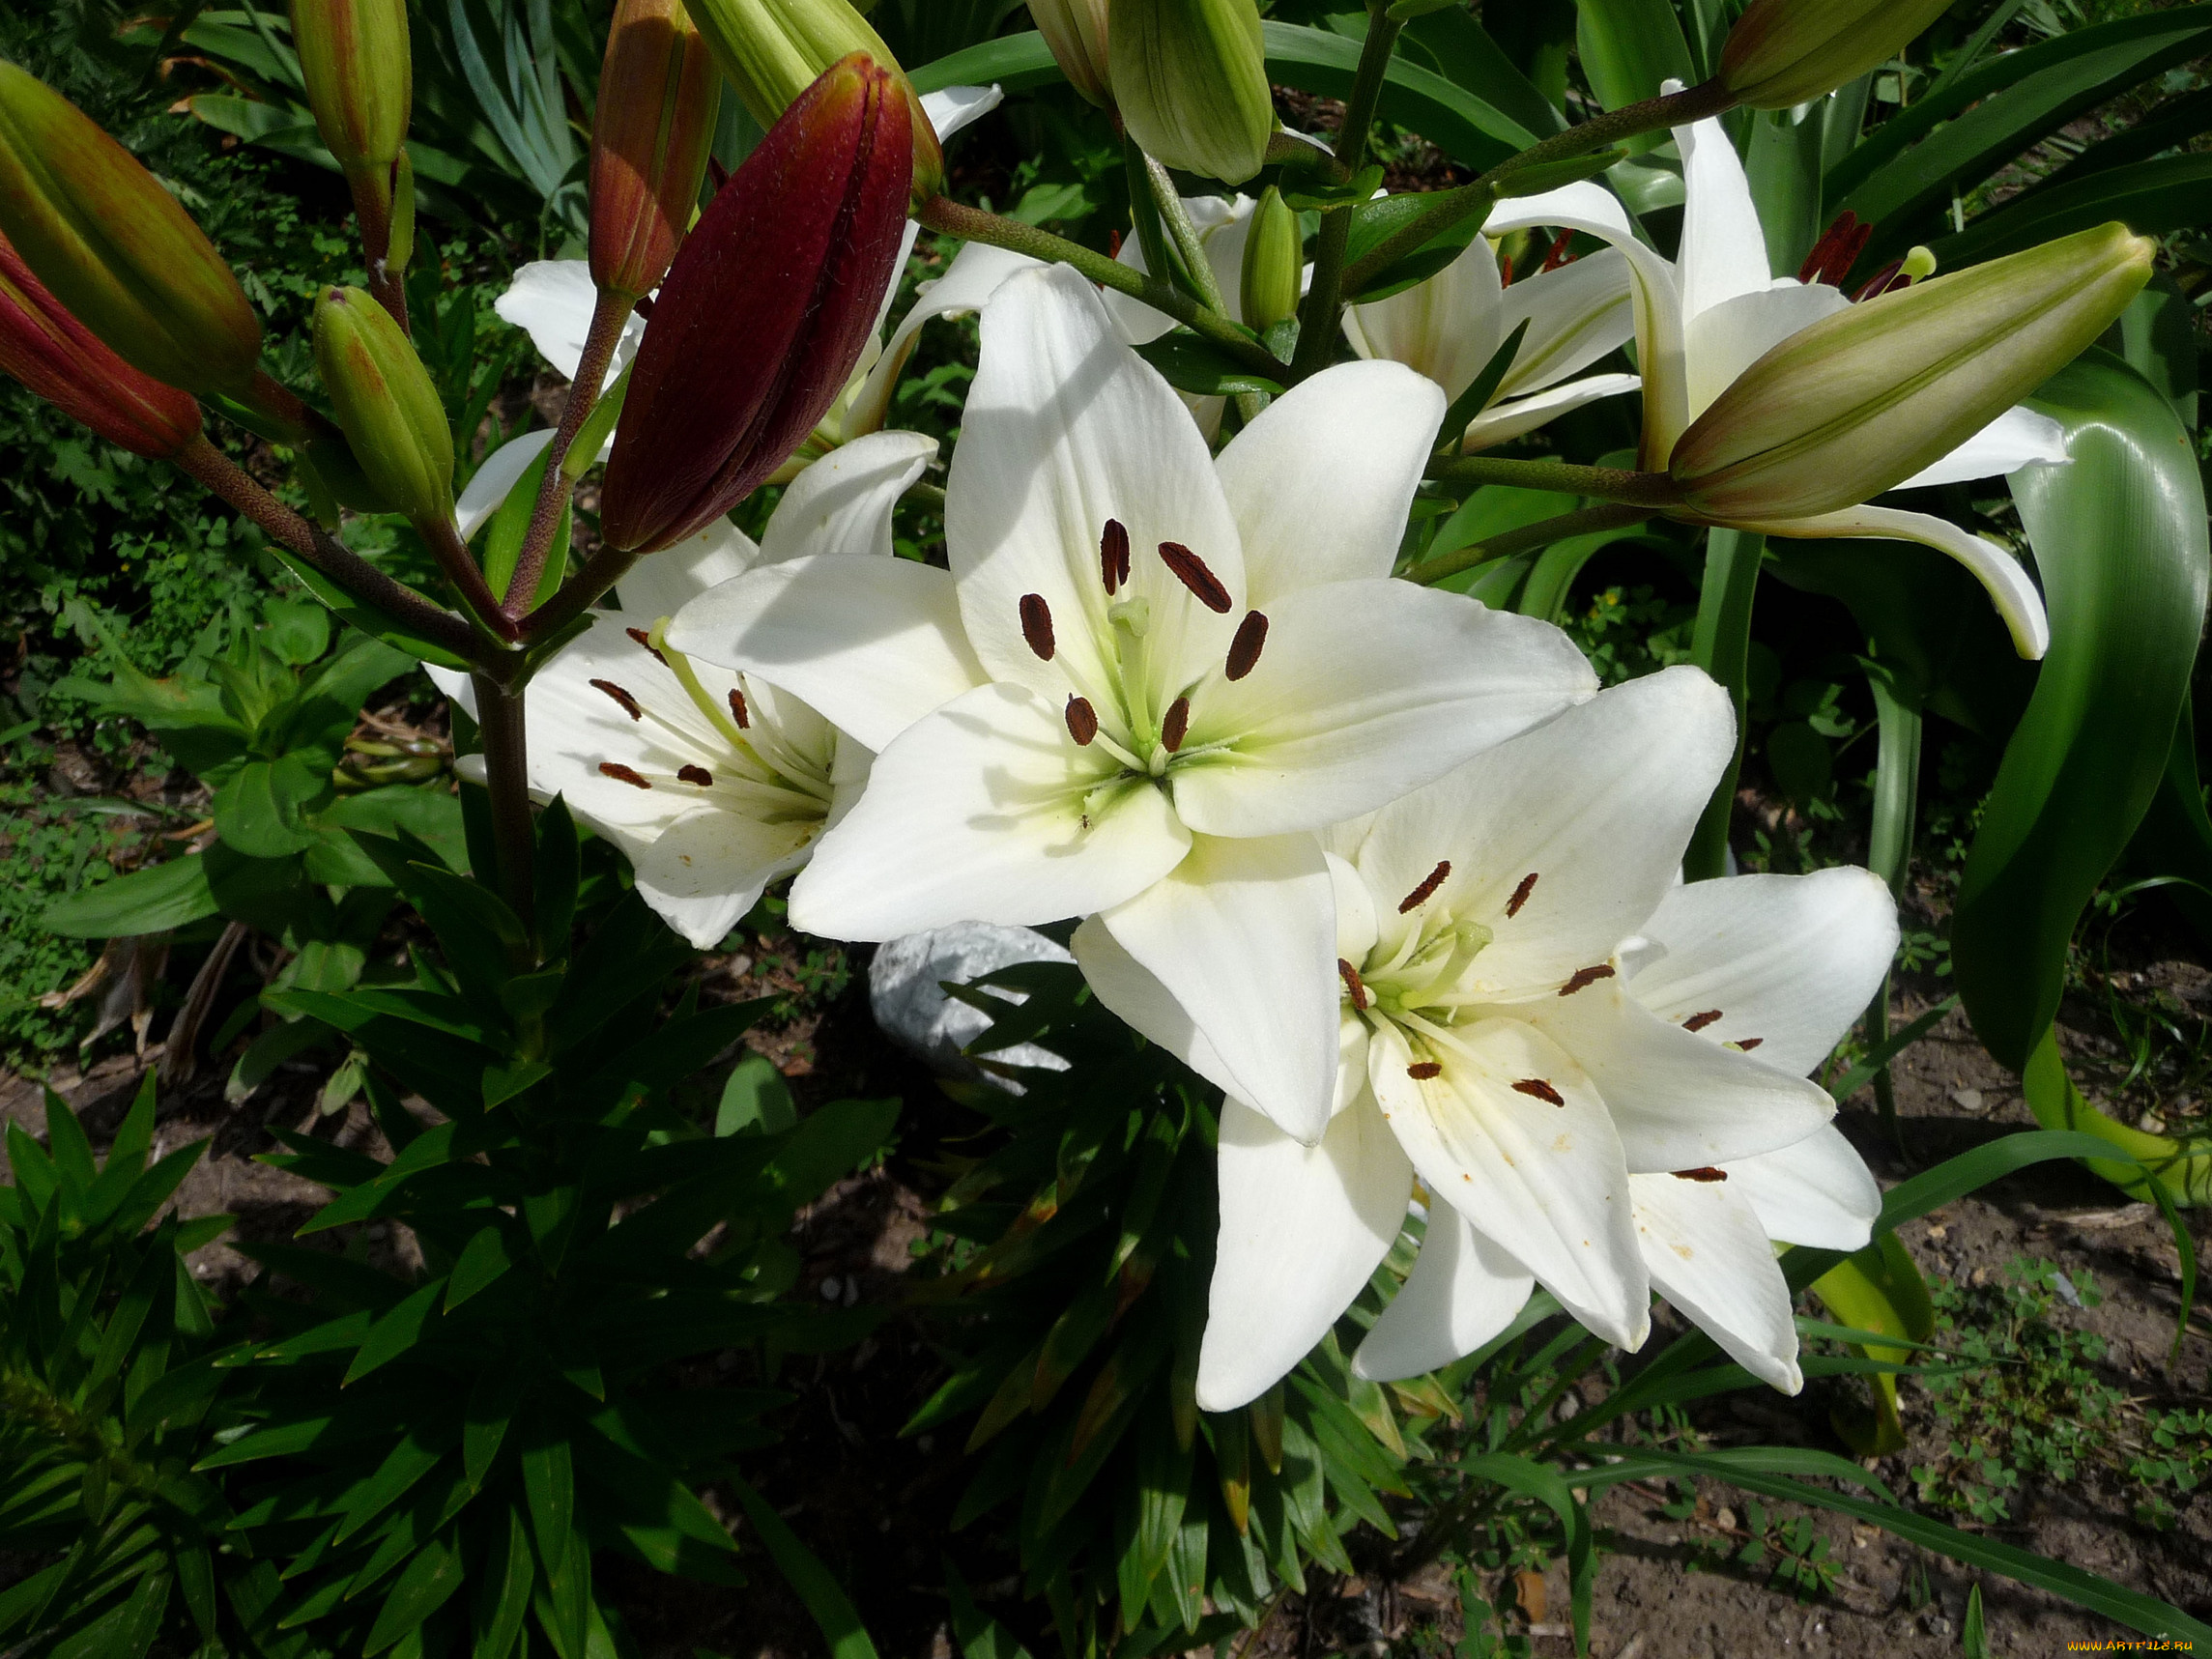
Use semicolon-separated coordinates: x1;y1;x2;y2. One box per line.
1506;872;1538;917
1160;697;1190;753
1158;542;1231;613
1065;695;1099;746
1559;964;1616;996
677;764;713;787
1510;1078;1565;1105
1225;610;1268;681
1019;591;1056;660
590;679;644;721
1682;1009;1723;1032
1399;860;1451;913
1100;518;1131;593
599;762;650;788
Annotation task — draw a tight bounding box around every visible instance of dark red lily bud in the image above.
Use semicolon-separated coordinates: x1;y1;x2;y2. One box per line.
589;0;721;302
599;52;911;556
0;229;200;458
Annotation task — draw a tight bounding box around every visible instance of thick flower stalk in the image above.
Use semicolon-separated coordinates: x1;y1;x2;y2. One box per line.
1076;668;1897;1409
597;52;913;558
0;60;262;396
670;264;1596;1139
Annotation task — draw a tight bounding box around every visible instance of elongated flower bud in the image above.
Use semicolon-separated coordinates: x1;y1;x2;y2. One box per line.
1030;0;1112;108
0;61;261;395
1670;222;2154;521
1719;0;1953;110
1109;0;1273;185
1239;186;1300;332
312;285;453;529
0;231;199;457
600;53;911;555
591;0;721;300
683;0;941;199
292;0;413;279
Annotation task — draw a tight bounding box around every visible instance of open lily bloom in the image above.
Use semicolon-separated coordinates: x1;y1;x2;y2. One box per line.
1076;667;1882;1411
1341;185;1640;451
430;430;936;948
670;263;1596;1141
1518;109;2065;657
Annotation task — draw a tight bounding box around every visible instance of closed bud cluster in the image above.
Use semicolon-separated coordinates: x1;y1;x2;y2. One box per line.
599;53;912;555
1029;0;1112;108
591;0;721;301
0;60;262;396
0;231;200;458
1109;0;1274;184
682;0;941;199
1238;186;1301;332
1718;0;1954;110
1670;222;2154;521
312;285;454;529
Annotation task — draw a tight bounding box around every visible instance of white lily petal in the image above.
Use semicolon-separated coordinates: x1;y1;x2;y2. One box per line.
919;83;1004;141
425;662;474;719
1355;666;1731;1000
1173;581;1598;840
1367;1017;1649;1350
1461;373;1642;451
1071;915;1240;1095
1630;868;1900;1077
1492;249;1637;398
1198;1095;1415;1410
1353;1204;1534;1382
1675;116;1772;326
1681;281;1852;421
790;682;1192;939
1215;359;1446;602
1726;1126;1881;1252
1341;234;1505;405
665;553;985;752
1101;833;1337;1142
631;802;814;950
847;240;1041;440
1102;193;1256;342
456;431;554;544
1893;405;2070;490
495;260;641;386
758;430;939;566
1519;981;1836;1172
1329;849;1378;964
948;262;1245;706
616;519;759;620
1738;505;2050;659
1632;1170;1802;1392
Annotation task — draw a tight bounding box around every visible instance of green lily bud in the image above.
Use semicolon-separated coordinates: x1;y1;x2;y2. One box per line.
1238;186;1300;332
590;0;722;302
1718;0;1953;110
0;60;262;395
683;0;942;199
292;0;413;279
311;284;453;529
1109;0;1273;185
1030;0;1112;108
1670;222;2154;522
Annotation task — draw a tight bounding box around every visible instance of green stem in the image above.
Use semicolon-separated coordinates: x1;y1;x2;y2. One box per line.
1125;135;1184;300
1337;76;1738;300
1424;453;1684;505
1683;527;1764;881
1402;501;1652;586
915;196;1282;383
518;540;638;648
1147;152;1226;313
508;286;630;619
472;672;536;938
1865;668;1924;1157
1290;4;1404;383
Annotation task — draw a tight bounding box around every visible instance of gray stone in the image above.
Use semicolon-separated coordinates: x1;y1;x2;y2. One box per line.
869;924;1076;1092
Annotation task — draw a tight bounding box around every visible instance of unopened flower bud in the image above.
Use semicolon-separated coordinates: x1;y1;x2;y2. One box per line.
1109;0;1273;185
683;0;941;199
292;0;413;280
1670;222;2154;521
312;284;454;529
1239;186;1301;332
0;61;262;395
0;231;199;458
591;0;721;301
1030;0;1112;108
600;53;911;555
1719;0;1954;110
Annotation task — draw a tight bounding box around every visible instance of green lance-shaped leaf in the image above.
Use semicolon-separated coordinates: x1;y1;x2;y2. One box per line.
1810;1233;1935;1455
730;1475;881;1659
1952;350;2210;1071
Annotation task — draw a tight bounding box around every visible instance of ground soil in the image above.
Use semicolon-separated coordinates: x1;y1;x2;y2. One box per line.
4;954;2208;1659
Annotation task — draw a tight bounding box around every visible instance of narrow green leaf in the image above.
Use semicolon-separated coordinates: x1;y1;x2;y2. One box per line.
363;1530;466;1654
446;1224;517;1311
43;1089;98;1193
343;1277;449;1386
730;1476;880;1659
473;1505;533;1659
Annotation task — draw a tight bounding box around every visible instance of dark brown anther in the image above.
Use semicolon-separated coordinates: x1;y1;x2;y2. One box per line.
1505;872;1537;918
1796;211;1871;287
1559;963;1616;997
1511;1077;1565;1106
599;761;651;788
1019;591;1056;660
1398;860;1451;914
1065;695;1099;746
1729;1037;1765;1052
1225;610;1269;681
1407;1061;1443;1080
590;678;644;721
623;625;670;665
1540;227;1576;272
1498;252;1514;287
1338;958;1368;1012
1853;259;1907;301
1672;1166;1728;1183
1101;518;1131;594
728;687;751;729
1682;1009;1723;1033
677;763;714;787
1158;542;1231;613
1161;697;1191;753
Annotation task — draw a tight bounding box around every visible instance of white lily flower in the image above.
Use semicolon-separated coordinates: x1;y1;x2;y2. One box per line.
1077;667;1887;1410
670;262;1597;1141
430;430;936;948
1515;105;2066;657
1341;184;1641;451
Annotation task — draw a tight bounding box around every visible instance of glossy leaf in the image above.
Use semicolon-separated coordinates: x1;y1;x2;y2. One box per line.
1574;0;1697;116
1931;153;2212;268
